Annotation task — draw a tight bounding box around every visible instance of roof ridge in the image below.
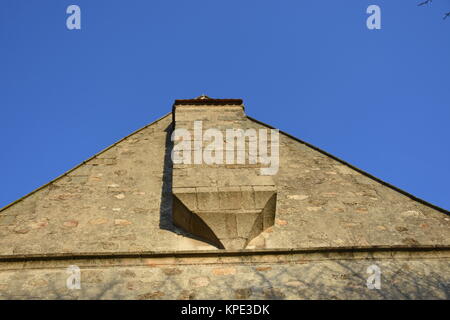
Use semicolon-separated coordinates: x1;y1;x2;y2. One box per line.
246;115;450;215
0;112;172;213
1;111;447;216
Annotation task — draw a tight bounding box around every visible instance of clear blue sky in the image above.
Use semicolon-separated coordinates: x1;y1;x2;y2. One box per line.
1;0;449;210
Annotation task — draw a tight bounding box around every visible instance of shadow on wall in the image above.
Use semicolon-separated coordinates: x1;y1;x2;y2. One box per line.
0;259;448;299
158;123;220;248
158;123;174;232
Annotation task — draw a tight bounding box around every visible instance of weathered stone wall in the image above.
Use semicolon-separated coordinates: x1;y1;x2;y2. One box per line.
0;251;448;299
0;114;215;255
0;110;448;255
0;101;448;299
265;128;450;249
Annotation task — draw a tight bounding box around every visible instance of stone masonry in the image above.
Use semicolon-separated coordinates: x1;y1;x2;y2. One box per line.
172;97;276;250
0;96;448;299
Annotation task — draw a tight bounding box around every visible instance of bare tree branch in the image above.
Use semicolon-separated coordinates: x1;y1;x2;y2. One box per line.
418;0;450;20
418;0;432;6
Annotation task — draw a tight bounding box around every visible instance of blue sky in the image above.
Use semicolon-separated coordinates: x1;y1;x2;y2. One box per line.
1;0;449;210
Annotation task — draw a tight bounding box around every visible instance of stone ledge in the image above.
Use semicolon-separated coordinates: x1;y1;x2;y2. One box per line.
0;245;449;271
173;99;243;106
